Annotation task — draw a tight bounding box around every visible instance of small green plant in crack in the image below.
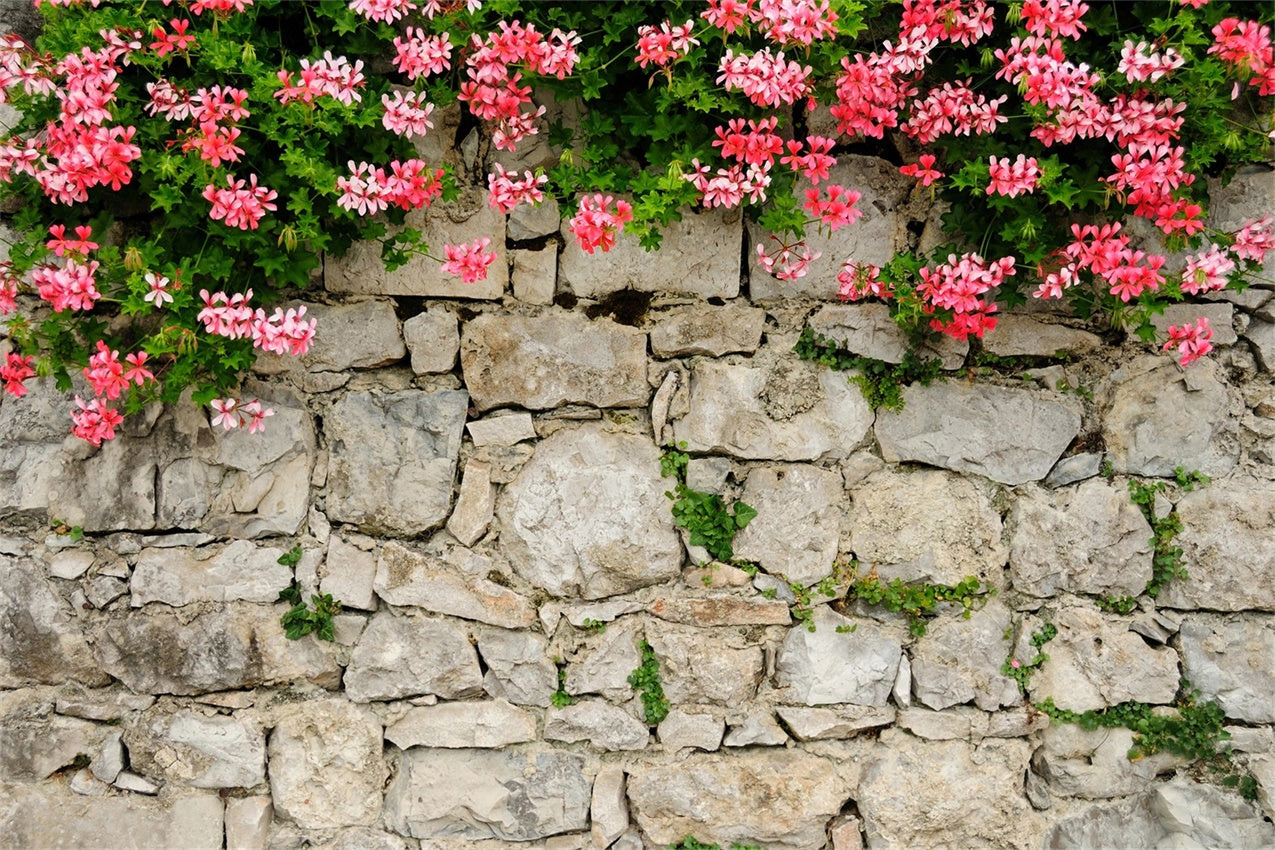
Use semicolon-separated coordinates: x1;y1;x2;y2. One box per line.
551;661;573;708
660;443;757;562
1002;622;1057;692
1128;467;1209;600
789;573;843;633
50;517;84;542
793;327;941;412
277;581;341;643
669;840;763;850
628;640;670;725
843;567;991;637
580;618;607;634
1096;595;1138;615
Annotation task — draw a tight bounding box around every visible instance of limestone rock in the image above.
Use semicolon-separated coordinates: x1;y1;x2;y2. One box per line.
545;700;649;751
461;313;648;411
374;541;534;629
627;750;848;850
1103;357;1238;478
0;784;225;850
649;303;766;358
897;707;980;740
498;425;683;599
402;308;459;375
125;711;265;789
1207;165;1275;279
776;705;895;740
511;246;557;305
910;601;1020;711
1032;723;1178;800
808;303;967;369
384;700;536;749
732;464;842;585
297;300;405;372
723;711;788;747
776;607;905;706
848;468;1007;586
646;595;791;626
129;540;293;607
657;709;724;751
876;382;1081;485
672;358;873;461
383;748;590;841
1248;317;1275;371
321;534;378;612
225;797;271;850
0;556;108;687
311;828;410;850
1;694;113;780
1178;614;1275;723
268;698;385;829
325;389;467;535
559;206;741;299
477;626;557;707
590;767;629;848
508;197;560;241
55;689;155;721
94;604;339;695
447;459;495;545
564;622;640;700
981;315;1103;357
344;612;483;702
466;412;536;447
646;623;763;705
1045;452;1102;488
48;550;94;580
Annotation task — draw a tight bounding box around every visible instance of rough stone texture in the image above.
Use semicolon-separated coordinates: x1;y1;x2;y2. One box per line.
590;767;629;848
876;383;1082;485
124;710;264;789
564;622;641;700
981;315;1103;357
321;534;379;612
777;607;905;706
1248;317;1275;371
95;604;339;695
0;784;225;849
646;596;791;626
647;623;763;706
1158;478;1275;611
857;732;1042;849
508;197;560;241
628;750;849;850
776;705;895;740
1008;479;1154;599
911;601;1020;711
1;692;114;780
1033;723;1180;800
294;300;405;372
1103;357;1238;478
808;303;968;369
129;541;293;607
344;612;483;702
649;303;766;358
544;701;649;751
374;540;534;629
1;557;108;687
511;246;557;305
477;627;557;707
325;191;506;298
732;464;842;585
1178;614;1275;723
383;748;590;841
1150;303;1237;346
402;308;460;375
723;711;788;747
657;709;725;751
498;425;683;599
225;797;271;850
672;358;873;461
559;207;742;299
1027;606;1180;712
384;700;537;749
325;389;468;535
447;459;495;545
461;313;648;412
466;412;536;447
268;698;385;829
848;468;1007;586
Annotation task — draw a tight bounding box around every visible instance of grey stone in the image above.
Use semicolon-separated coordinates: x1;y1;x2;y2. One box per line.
508;197;561;241
460;313;649;411
94;604;339;696
1044;452;1102;488
384;700;537;749
402;308;459;375
848;468;1007;586
1103;356;1238;477
684;456;731;493
447;460;495;546
113;771;160;795
830;815;864;850
911;601;1020;711
893;653;912;708
0;785;225;849
557;599;645;628
1032;722;1179;799
325;190;506;298
125;711;264;789
564;622;640;700
981;315;1103;357
55;689;155;721
296;300;405;372
897;707;980;741
510;246;557;305
776;607;905;706
477;626;557;707
723;711;788;747
876;383;1081;485
657;709;724;751
89;730;124;783
84;575;127;608
268;698;385;829
1178;614;1275;723
545;700;649;751
559;206;742;299
1;694;112;780
732;464;842;585
129;540;293;607
383;748;590;841
807;303;968;369
858;733;1043;850
48;549;94;580
325;389;468;535
590;767;629;848
1008;479;1153;599
0;557;107;688
647;623;763;705
345;612;483;702
775;705;896;740
1247;317;1275;371
673;358;874;461
69;767;109;797
646;595;792;626
1253;755;1275;821
321;534;378;612
649;303;766;358
628;750;848;850
1207;165;1275;279
1158;477;1275;611
750;156;911;301
1027;606;1180;712
375;541;532;629
499;425;682;599
1150;303;1237;346
466;412;536;446
311;827;410;850
225;797;271;850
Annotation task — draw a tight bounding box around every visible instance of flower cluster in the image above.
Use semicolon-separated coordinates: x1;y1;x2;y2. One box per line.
756;235;820;281
336;159;445;215
197;289;317;357
569;194;634;254
442;237;498;283
917;252;1015;340
487;164;547;214
203;173;278;231
209;397;274;433
1163;318;1213;368
275;52;366;106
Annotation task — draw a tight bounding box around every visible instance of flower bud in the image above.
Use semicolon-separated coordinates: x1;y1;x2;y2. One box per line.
124;245;144;272
278;225;298;253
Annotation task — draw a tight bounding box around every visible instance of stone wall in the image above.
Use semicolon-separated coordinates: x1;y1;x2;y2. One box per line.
2;157;1275;850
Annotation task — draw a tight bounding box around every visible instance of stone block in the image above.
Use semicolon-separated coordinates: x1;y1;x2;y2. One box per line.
402;308;459;375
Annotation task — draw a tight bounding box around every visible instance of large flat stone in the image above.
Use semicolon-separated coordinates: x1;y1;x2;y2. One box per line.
981;315;1102;357
460;313;649;412
1033;722;1180;800
476;627;558;707
385;700;536;749
545;701;649;751
808;303;967;369
649;303;765;358
344;612;483;702
776;607;905;706
732;464;842;585
910;600;1020;711
373;541;535;629
325;389;467;535
0;556;108;687
129;540;293;607
0;784;224;850
1179;614;1275;723
291;299;405;372
125;710;265;789
646;623;764;706
876;382;1081;485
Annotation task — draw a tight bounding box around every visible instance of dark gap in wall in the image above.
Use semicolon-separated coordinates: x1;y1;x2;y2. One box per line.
707;297;725;306
553;291;579;310
834;135;903;166
455;306;481;322
506;233;556;252
738;225;752;300
392;296;429;322
583;289;653;327
1065;431;1106;456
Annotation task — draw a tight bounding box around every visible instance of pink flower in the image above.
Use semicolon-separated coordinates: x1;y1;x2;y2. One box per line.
635;20;698;70
243;399;274;434
392;29;452;80
71;395;123;446
251;305;317;356
202;174;277;230
837;260;890;301
570;194;634;254
275;52;365;106
487;163;547;213
1181;245;1235;294
150;18;195;58
1118;40;1185;83
718;47;812;107
31;258;101;312
46;224;98;257
1231;215;1275;263
349;0;418;24
210;398;239;430
900;154;943;186
1020;0;1089;40
143;272;174;308
83;339;128;399
123;351;154;385
804;184;862;231
1163;317;1213;367
381;89;435;138
442;237;498;284
756;235;820;280
0;273;17;315
918;252;1015;340
702;0;758;34
779;136;836;184
1;352;35;397
987;155;1040;197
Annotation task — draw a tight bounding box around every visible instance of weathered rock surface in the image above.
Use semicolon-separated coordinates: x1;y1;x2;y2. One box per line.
510;245;557;305
723;710;788;747
1008;479;1153;599
125;710;265;789
268;699;385;829
1032;723;1179;800
564;622;640;700
1;692;113;780
776;705;896;740
321;534;379;612
384;700;537;749
129;540;293;607
224;797;271;850
590;767;629;848
776;608;905;706
294;300;405;372
545;700;649;751
499;425;683;599
646;595;791;626
672;359;873;461
657;709;725;751
344;612;483;702
1150;303;1237;346
628;750;849;850
447;459;495;545
461;313;649;411
0;784;225;849
808;303;968;369
647;623;763;705
1;557;107;687
383;748;590;841
1178;614;1275;723
373;541;534;629
876;383;1081;485
466;412;536;447
911;601;1020;711
477;627;557;707
981;315;1103;357
402;307;460;375
732;464;842;585
649;303;766;358
324;389;467;535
